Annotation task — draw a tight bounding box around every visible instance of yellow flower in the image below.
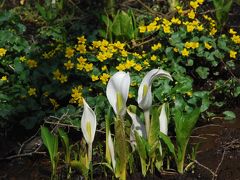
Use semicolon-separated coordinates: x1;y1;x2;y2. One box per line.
97;52;107;62
65;47;75;58
53;69;61;80
75;44;86;54
196;0;204;4
204;42;212;50
125;60;135;69
28;88;37;96
173;47;178;52
84;63;93;72
151;43;162;51
76;63;85;71
77;56;87;63
1;76;7;81
176;6;183;14
19;56;26;62
27;59;38;68
171;17;181;24
163;25;171;34
197;25;204;31
49;98;60;110
91;75;99;81
188;10;195;19
114;41;125;50
229;28;237;35
150;55;157;61
121;50;128;57
143;60;150;67
230;50;237;59
100;73;110;85
231;35;240;44
181;48;189;56
190;1;199;9
209;28;217;36
0;48;7;57
186;24;195;32
134;64;143;71
77;36;87;44
139;26;147;33
185;42;192;49
59;74;68;83
101;65;108;71
64;60;74;70
92;40;102;48
116;63;126;71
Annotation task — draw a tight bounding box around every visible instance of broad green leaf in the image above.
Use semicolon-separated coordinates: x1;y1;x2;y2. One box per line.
223;111;236;121
41;126;58;173
159;131;176;159
196;66;209;79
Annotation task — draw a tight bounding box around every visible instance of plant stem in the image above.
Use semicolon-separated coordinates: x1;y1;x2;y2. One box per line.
144;110;150;138
88;143;92;164
177;140;188;174
115;116;127;180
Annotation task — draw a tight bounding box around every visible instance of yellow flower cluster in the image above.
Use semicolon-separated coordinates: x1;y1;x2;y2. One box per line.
69;85;83;106
203;15;217;36
190;0;204;9
76;56;93;72
0;48;7;57
183;20;203;32
139;17;160;33
52;69;68;83
184;41;199;49
229;29;240;44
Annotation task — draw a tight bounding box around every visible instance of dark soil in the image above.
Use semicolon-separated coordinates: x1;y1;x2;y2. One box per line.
1;108;240;179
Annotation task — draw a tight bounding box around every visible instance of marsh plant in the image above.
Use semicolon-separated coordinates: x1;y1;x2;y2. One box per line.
41;69;201;179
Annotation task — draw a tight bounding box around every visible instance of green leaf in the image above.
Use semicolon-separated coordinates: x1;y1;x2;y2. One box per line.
41;126;58;172
223;111;236;121
135;132;148;176
159;132;176;158
196;66;209;79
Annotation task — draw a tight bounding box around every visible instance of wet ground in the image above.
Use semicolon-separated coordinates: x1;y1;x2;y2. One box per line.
1;108;240;180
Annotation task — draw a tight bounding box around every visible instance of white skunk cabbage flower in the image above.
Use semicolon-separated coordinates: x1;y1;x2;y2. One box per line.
106;71;130;117
81;98;97;145
137;69;172;111
107;132;116;171
159;103;168;135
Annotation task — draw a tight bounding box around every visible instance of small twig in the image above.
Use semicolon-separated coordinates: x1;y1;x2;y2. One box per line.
0;151;46;161
17;130;40;155
194;160;216;177
212;150;226;180
44;120;79;129
193;124;223;131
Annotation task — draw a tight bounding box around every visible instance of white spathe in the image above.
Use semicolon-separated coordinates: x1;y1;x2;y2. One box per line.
137;69;172;111
106;71;130;117
81;98;97;145
107;132;116;171
159;103;168;135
